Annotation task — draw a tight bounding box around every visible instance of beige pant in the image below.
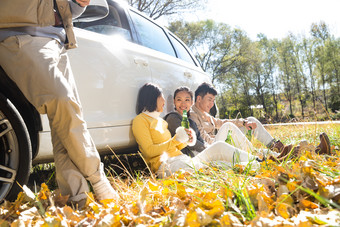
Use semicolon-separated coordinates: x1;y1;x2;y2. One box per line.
214;122;254;152
215;117;275;149
0;35;105;202
157;142;258;177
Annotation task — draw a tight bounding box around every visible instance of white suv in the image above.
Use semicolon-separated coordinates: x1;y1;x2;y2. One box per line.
0;0;211;201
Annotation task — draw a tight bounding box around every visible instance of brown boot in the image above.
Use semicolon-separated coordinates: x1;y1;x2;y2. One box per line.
269;145;300;163
315;132;331;155
276;144;293;159
270;140;285;153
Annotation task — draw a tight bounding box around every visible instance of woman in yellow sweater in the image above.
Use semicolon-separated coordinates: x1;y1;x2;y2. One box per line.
132;83;259;177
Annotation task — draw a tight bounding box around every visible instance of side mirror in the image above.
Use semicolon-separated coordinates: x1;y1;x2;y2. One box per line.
73;0;109;22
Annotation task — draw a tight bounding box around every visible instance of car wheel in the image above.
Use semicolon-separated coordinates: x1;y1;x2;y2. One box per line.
0;93;32;202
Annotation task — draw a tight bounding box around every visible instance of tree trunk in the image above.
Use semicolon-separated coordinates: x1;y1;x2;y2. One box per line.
321;73;328;112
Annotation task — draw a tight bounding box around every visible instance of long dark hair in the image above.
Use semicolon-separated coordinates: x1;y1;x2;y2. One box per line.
136;83;162;114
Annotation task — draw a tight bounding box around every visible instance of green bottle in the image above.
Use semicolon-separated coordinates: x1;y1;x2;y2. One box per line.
247;126;252;140
225;130;232;144
181;110;190;129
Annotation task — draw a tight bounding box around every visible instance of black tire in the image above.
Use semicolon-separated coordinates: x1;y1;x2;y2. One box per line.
0;93;32;202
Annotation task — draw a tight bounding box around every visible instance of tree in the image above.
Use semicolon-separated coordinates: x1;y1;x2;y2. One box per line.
168;20;240;84
127;0;207;20
254;34;279;119
290;34;309;118
228;30;254;116
277;37;295;117
324;38;340;112
301;36;318;110
311;21;330;112
168;18;339;120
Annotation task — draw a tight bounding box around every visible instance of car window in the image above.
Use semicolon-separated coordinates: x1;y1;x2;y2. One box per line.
74;5;132;41
169;34;197;66
129;11;176;57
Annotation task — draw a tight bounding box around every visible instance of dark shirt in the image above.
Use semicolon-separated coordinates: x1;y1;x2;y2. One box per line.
164;111;206;157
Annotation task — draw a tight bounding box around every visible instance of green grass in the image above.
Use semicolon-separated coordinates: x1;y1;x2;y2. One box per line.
18;122;340;226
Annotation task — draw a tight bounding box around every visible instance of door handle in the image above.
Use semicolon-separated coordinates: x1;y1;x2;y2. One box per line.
134;58;149;67
184;71;192;78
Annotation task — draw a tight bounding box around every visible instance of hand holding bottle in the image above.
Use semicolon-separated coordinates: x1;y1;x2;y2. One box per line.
175;127;196;146
185;128;194;143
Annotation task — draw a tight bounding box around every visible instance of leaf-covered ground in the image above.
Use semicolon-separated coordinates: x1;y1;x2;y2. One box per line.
1;123;339;226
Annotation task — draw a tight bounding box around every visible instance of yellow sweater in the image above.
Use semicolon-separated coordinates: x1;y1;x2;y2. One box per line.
132;113;185;173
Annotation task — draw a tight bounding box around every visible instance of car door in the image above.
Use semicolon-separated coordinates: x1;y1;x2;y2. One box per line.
68;3;153;153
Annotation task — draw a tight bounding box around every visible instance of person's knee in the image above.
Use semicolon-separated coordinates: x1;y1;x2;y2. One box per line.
247;117;260;125
39;94;81;117
221;122;235;130
214;141;231;150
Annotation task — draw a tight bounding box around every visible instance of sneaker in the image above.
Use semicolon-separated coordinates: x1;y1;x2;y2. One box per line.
270;140;285;153
269;145;300;163
92;178;119;201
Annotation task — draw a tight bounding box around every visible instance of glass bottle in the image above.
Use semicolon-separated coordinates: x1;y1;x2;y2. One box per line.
181;110;190;129
225;130;232;144
247;126;252;141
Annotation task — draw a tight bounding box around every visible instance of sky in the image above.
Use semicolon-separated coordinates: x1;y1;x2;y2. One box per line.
181;0;340;40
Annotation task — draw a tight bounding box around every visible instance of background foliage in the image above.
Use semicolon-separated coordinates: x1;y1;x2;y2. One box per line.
168;20;340;122
127;0;339;122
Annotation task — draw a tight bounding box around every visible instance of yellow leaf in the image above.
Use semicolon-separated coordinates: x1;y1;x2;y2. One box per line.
276;166;286;173
299;155;308;162
276;203;291;219
121;215;133;226
297;221;313;227
221;187;233;200
162;187;170;196
100;198;116;207
185;210;200;227
220;214;232;226
300;199;319;209
162;179;176;187
89;202;101;214
176;184;187;199
277;194;294;206
220;212;243;226
131;202;140;215
287;180;298;192
257;191;274;212
85;192;95;207
148;181;160;191
41;183;49;192
38;183;50;200
203;191;217;201
177;173;186;180
205;200;224;218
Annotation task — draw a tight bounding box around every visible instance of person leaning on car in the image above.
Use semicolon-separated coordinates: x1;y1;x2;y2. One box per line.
0;0;118;207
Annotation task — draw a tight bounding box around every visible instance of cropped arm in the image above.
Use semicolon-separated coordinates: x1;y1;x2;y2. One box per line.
165;113;181;137
132;116;182;160
212;116;225;129
190;111;215;145
190;120;206;152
